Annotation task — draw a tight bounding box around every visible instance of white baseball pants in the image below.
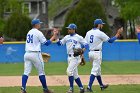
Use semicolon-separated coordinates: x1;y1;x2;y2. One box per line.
24;52;45;76
89;51;102;76
66;55;81;79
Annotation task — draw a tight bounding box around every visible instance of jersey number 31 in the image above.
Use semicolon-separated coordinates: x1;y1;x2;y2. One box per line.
27;34;33;43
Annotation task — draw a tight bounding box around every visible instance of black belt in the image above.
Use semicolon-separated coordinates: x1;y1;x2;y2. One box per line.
26;51;41;52
94;50;99;51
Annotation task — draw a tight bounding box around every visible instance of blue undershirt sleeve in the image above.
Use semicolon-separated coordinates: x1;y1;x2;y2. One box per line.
56;40;62;46
84;44;89;50
44;40;52;46
108;36;117;43
81;44;89;50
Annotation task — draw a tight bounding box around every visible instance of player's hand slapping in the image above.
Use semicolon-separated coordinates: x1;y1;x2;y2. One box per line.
115;27;123;38
52;28;59;41
50;28;59;41
0;37;4;44
53;28;59;35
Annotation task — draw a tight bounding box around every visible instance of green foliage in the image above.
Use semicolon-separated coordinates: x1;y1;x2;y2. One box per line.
0;0;8;35
0;0;29;39
116;0;140;21
0;0;26;16
4;13;31;41
48;0;72;20
115;0;140;39
62;0;111;37
0;0;8;18
0;19;5;36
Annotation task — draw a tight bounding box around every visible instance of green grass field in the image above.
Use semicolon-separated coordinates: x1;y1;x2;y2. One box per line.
0;85;140;93
0;61;140;76
0;61;140;93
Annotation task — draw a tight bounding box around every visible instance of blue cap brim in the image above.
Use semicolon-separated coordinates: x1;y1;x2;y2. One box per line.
36;22;43;25
32;22;43;25
66;27;70;29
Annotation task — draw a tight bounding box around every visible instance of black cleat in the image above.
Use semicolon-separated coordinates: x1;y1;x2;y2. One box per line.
80;88;85;93
66;88;74;93
43;89;54;93
21;88;27;93
100;84;109;91
85;87;93;93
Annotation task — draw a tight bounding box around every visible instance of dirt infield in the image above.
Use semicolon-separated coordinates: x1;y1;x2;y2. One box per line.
0;75;140;87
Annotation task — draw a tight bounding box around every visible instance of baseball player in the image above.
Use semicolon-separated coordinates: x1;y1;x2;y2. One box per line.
0;37;4;44
21;19;58;93
136;25;140;43
84;19;123;92
56;23;88;93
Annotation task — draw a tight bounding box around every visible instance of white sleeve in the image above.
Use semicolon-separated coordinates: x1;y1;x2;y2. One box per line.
60;36;67;45
38;31;47;44
79;36;87;45
100;32;110;42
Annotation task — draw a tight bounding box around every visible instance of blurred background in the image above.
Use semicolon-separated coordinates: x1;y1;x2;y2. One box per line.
0;0;140;63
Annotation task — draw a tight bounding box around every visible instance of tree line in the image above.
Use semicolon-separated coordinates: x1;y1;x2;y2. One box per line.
0;0;31;41
63;0;140;39
0;0;140;40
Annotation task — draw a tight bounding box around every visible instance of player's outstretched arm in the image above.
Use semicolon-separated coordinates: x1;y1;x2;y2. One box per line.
108;27;123;43
136;26;140;43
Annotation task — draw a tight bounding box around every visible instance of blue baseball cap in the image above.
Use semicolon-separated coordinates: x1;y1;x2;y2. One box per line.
94;19;105;25
66;23;77;29
31;19;42;25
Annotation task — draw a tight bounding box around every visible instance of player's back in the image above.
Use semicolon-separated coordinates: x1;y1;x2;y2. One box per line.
85;28;109;50
25;28;43;52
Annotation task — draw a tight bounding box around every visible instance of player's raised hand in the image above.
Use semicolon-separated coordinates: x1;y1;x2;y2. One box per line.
50;28;59;41
116;27;123;38
52;28;59;36
117;27;123;34
0;37;4;44
136;25;140;33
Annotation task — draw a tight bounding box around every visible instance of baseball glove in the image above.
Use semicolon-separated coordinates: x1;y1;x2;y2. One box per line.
79;56;86;66
42;53;51;62
73;48;84;57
